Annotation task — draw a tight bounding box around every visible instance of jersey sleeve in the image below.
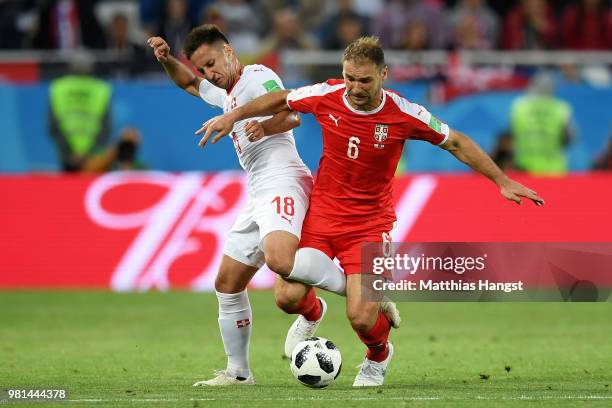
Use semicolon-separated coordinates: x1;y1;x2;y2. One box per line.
286;80;341;114
387;91;449;145
198;79;227;108
244;65;286;100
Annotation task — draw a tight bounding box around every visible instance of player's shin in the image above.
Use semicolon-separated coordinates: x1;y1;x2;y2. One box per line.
216;290;252;379
356;311;391;362
287;248;346;296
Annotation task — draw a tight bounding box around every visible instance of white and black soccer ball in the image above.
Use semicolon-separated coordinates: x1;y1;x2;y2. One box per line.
289;337;342;388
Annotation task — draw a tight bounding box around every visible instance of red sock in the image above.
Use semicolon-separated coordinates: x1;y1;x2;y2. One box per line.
356;311;391;362
285;288;321;322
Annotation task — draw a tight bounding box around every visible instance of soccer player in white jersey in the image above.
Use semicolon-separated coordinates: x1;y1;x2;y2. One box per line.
197;36;544;387
148;25;349;386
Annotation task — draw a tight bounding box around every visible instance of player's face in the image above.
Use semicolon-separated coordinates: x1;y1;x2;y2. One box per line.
342;59;387;111
190;42;236;90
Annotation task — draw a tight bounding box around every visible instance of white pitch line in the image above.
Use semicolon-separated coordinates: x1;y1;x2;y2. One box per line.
65;395;612;403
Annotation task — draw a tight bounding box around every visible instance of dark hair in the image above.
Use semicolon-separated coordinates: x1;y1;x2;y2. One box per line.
343;36;385;69
182;24;229;59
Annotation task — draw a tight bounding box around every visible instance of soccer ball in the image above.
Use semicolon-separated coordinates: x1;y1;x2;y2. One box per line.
289;337;342;388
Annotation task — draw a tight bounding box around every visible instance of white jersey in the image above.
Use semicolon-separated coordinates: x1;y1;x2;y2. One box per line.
198;64;312;193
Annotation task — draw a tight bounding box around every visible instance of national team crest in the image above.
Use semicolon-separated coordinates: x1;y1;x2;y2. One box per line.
374;124;389;149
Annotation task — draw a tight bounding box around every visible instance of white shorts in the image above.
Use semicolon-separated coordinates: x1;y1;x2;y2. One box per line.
223;181;312;268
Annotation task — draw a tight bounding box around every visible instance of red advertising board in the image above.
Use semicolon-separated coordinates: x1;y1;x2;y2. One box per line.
1;172;610;290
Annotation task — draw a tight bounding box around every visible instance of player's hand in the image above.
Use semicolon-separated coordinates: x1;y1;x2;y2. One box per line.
499;178;545;206
245;120;264;142
195;114;236;148
147;37;170;63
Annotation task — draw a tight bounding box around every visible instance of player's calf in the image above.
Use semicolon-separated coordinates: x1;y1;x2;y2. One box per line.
347;275;392;364
210;256;259;383
274;275;312;312
275;278;328;357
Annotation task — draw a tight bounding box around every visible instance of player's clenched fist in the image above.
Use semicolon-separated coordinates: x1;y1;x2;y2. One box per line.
147;37;170;63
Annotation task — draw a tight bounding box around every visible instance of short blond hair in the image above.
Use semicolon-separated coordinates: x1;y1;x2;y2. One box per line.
343;36;385;69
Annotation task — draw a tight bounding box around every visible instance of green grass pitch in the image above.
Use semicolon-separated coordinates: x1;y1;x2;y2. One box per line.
1;291;611;407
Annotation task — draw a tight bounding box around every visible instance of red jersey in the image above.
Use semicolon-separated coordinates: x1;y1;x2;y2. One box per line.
286;79;449;223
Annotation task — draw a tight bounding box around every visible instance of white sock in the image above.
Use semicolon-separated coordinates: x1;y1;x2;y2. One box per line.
216;290;252;379
288;248;346;296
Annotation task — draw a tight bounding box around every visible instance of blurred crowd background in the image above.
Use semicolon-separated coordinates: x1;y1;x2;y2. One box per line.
2;0;611;55
0;0;610;174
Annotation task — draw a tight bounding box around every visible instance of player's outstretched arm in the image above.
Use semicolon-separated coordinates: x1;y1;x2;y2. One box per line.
195;90;291;147
244;112;300;142
147;36;201;97
440;129;545;206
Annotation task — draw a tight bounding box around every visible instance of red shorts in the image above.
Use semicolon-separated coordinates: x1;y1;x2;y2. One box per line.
299;212;394;275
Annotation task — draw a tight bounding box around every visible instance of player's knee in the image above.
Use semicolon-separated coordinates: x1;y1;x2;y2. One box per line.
265;251;294;278
214;273;246;293
347;304;379;334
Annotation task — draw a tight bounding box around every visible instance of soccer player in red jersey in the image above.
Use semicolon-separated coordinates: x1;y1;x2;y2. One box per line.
196;37;544;386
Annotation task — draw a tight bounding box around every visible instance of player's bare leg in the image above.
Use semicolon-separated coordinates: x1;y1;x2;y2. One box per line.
265;229;347;295
263;230;300;278
194;255;258;386
346;274;394;387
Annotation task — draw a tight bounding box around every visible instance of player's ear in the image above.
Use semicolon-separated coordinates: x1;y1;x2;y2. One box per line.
223;42;234;57
381;65;388;81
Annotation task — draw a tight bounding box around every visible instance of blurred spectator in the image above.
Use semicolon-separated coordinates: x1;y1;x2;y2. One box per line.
491;131;518;171
204;0;261;56
447;0;500;50
48;54;112;172
83;127;147;172
323;14;368;50
159;0;193;53
0;0;36;49
259;0;326;36
501;0;557;50
258;8;318;83
351;0;385;19
484;1;514;21
593;136;612;171
561;0;612;50
371;0;448;49
201;3;226;31
140;0;212;36
29;0;106;49
319;0;369;49
510;72;574;175
105;13;157;77
397;19;429;50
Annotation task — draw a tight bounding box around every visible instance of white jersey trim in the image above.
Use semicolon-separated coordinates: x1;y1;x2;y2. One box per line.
287;82;345;104
342;89;386;115
437;129;450;145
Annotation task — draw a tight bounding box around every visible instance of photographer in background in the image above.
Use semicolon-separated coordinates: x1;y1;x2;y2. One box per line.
83;127;147;172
